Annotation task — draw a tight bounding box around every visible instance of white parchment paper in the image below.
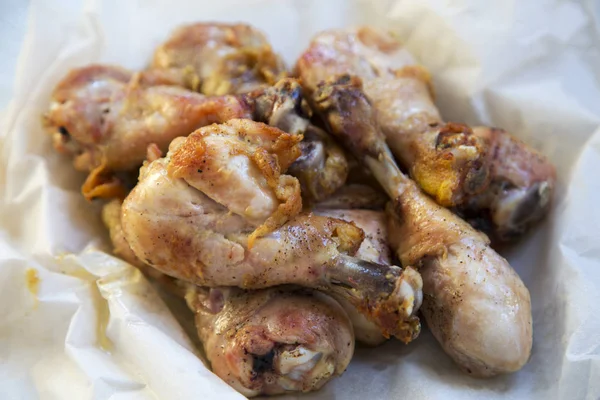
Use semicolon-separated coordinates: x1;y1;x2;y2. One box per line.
1;0;599;399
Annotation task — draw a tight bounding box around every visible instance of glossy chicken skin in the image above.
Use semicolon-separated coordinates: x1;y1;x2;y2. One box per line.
186;286;354;397
296;27;490;207
104;196;354;395
312;75;532;377
43;65;256;199
44;65;347;202
297;27;555;239
167;119;302;243
151;22;287;95
121;120;422;342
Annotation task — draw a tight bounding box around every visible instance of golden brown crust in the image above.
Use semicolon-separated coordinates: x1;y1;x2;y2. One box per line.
151;22;287;95
168;120;303;246
410;122;491;207
297;28;493;208
81;160;127;201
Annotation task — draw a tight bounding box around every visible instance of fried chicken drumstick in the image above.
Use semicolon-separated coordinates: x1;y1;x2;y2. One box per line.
312;75;532;377
151;22;287;95
185;286;354;397
296;27;556;240
121;119;422;343
44;65;347;202
104;200;354;396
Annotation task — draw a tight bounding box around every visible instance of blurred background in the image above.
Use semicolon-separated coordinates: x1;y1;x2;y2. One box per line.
1;0;28;111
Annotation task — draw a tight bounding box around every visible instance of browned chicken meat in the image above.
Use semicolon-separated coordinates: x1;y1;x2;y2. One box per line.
121;119;422;343
151;22;287;95
103;199;354;395
312;75;532;377
296;27;490;207
43;65;255;199
460;126;556;240
186;286;354;397
296;27;555;240
44;65;347;203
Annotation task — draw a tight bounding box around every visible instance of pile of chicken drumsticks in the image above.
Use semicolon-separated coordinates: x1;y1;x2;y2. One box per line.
43;23;556;397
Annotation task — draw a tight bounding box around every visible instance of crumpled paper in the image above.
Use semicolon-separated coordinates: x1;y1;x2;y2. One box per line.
1;0;599;399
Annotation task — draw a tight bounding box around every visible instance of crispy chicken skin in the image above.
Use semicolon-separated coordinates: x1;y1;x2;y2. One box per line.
186;286;354;397
312;76;532;377
167;119;303;242
121;120;422;342
43;64;256;199
296;27;491;207
151;22;287;95
103;199;355;396
44;65;347;202
297;27;555;240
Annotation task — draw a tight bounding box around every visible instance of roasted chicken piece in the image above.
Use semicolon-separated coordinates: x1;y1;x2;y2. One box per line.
151;22;287;95
43;65;255;199
151;23;349;200
312;75;532;377
166;119;303;244
44;65;347;202
460;126;556;240
104;193;388;346
103;199;354;396
186;286;354;397
296;27;490;207
296;27;555;240
121;119;422;342
314;209;391;346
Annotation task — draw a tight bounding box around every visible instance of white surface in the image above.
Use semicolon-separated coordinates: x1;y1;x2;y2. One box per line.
0;0;599;399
